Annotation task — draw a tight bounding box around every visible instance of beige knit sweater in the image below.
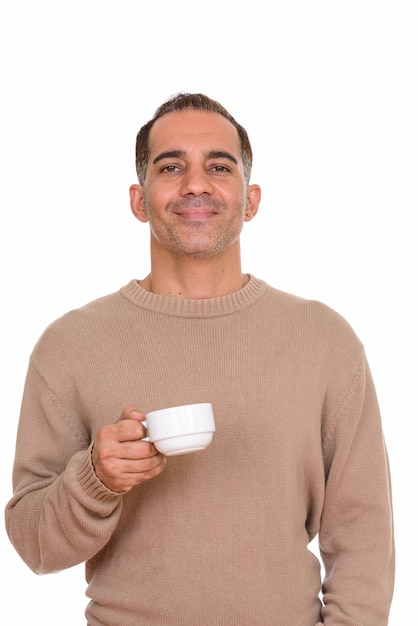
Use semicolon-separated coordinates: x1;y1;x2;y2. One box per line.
5;276;394;625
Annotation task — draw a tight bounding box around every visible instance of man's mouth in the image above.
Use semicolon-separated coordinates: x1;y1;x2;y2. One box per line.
175;208;218;220
169;197;224;221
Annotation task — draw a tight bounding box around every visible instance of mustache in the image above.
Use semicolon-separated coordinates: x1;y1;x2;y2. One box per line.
168;197;226;212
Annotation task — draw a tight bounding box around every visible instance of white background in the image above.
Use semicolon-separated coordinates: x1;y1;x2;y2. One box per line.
1;1;416;623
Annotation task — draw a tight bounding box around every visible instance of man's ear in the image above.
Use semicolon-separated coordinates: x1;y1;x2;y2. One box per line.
129;184;148;223
244;184;261;222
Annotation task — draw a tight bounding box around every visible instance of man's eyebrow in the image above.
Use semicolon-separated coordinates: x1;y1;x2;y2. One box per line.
207;150;238;165
153;150;186;165
152;150;238;166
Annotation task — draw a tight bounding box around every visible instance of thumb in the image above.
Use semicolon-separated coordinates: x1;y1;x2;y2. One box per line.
118;405;146;423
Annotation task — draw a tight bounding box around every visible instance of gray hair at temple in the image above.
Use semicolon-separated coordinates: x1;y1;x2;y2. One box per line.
135;93;253;185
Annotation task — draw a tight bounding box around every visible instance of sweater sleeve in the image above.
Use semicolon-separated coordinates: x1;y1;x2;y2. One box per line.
5;364;123;574
319;354;395;625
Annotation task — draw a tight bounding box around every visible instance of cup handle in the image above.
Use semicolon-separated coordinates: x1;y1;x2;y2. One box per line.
141;419;149;441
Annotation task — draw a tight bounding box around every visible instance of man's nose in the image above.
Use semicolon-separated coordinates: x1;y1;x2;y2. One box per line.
179;166;214;195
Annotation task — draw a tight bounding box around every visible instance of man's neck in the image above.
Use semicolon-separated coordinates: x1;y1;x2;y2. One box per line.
139;250;247;299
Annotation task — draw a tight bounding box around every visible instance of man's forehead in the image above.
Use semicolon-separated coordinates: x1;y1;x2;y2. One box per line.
149;110;240;155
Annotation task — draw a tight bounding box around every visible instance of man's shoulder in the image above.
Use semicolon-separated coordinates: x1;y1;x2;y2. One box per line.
30;282;134;353
263;281;362;347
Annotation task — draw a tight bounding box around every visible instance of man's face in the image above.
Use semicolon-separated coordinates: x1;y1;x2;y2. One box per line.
132;109;257;259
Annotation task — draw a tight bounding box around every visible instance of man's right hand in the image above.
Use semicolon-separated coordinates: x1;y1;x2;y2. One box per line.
91;405;167;492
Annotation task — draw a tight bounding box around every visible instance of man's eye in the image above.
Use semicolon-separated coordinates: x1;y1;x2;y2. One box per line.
161;164;178;173
211;165;229;172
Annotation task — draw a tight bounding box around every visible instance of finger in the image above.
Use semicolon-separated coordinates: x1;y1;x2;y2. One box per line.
103;451;167;493
119;438;157;460
114;418;147;443
115;406;147;442
95;418;146;447
120;448;166;473
118;405;145;423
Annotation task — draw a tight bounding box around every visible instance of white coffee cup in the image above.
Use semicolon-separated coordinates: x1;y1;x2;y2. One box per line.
143;402;215;456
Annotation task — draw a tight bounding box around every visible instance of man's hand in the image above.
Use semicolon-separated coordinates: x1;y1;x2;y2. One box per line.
91;405;167;492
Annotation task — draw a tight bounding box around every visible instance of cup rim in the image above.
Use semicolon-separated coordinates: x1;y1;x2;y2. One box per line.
146;402;213;418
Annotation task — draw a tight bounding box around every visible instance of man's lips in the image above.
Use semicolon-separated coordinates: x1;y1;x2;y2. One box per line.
168;198;224;220
175;208;218;220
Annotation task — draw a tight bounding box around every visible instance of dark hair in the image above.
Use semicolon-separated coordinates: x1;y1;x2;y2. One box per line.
135;93;253;185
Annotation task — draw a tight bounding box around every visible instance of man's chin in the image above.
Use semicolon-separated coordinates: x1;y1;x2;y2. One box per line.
177;247;220;260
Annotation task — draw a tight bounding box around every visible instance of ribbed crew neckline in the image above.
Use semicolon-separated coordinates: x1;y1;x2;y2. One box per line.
120;274;268;318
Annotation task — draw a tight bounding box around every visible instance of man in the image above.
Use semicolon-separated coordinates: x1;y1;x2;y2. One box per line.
5;93;395;625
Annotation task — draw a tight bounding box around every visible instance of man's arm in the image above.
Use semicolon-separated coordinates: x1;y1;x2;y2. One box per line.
5;366;165;574
320;356;395;624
